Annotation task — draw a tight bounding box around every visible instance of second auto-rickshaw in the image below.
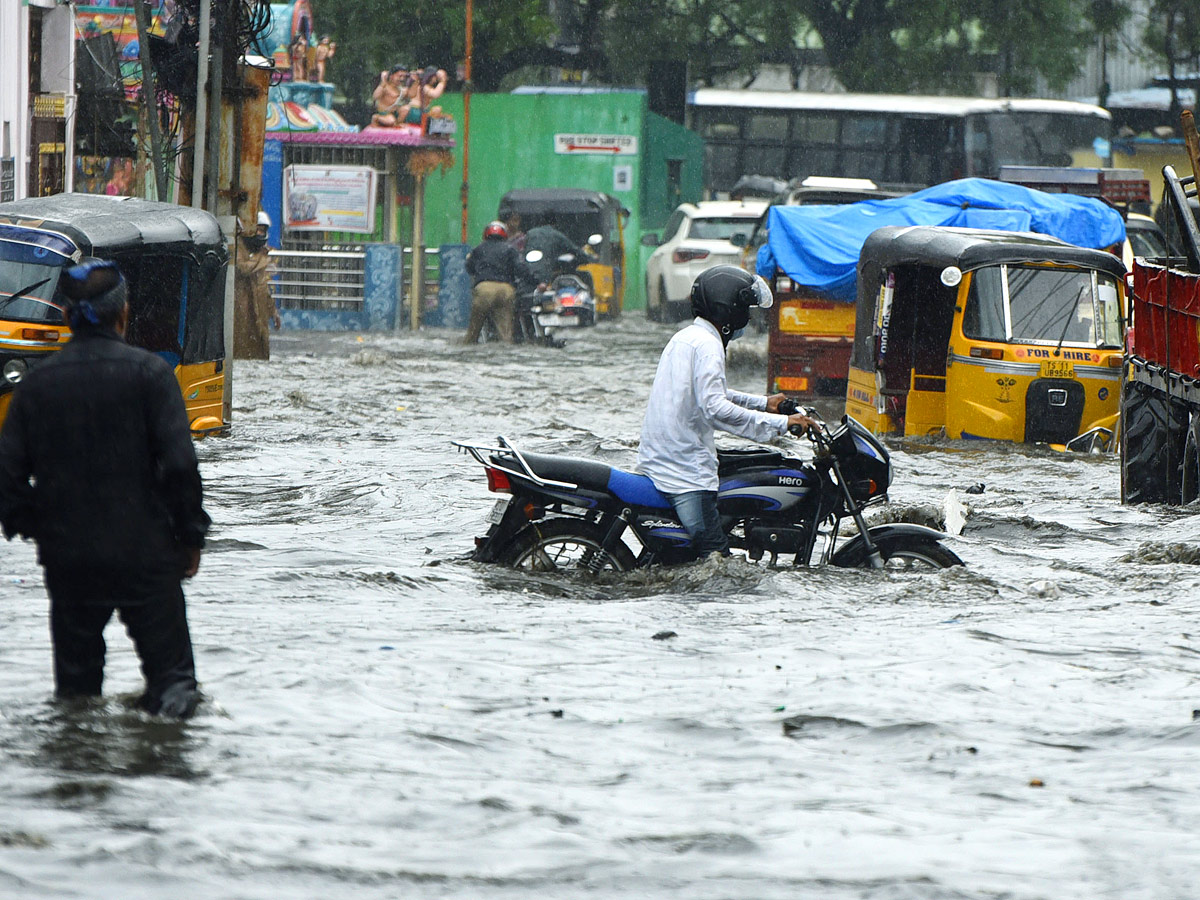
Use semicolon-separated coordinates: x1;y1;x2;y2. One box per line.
0;193;230;435
498;188;628;317
844;225;1126;449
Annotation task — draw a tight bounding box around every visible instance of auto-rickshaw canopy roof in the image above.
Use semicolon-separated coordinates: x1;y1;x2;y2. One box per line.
757;177;1127;302
858;225;1128;283
0;193;226;261
498;189;625;219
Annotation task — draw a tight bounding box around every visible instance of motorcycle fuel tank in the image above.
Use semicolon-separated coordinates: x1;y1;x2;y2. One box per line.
718;466;818;516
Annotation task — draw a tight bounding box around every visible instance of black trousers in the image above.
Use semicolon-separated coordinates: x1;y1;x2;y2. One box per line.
45;569;197;714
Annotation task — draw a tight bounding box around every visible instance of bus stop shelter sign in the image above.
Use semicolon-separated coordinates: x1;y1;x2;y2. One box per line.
554;134;638;155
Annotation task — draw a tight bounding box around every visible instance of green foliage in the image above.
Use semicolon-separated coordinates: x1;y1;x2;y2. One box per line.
312;0;1130;106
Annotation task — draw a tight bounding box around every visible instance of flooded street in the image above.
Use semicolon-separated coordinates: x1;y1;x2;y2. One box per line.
3;319;1200;899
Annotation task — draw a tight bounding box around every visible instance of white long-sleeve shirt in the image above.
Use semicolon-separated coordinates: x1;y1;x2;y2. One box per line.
637;318;789;494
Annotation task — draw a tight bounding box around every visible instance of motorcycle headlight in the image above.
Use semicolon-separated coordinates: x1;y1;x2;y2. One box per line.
3;359;28;385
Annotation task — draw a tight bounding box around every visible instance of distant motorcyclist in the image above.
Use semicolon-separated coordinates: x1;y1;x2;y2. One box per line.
464;221;534;344
522;224;580;286
637;266;816;556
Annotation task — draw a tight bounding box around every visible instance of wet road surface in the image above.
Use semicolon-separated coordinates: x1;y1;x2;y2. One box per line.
2;320;1199;899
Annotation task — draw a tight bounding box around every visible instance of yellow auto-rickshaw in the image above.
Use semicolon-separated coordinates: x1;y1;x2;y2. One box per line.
0;194;230;435
844;225;1126;449
498;189;629;317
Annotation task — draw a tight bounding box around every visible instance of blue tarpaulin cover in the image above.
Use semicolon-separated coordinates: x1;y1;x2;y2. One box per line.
756;178;1127;302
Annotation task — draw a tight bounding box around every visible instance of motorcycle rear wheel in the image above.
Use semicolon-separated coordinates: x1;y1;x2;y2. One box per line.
502;518;636;573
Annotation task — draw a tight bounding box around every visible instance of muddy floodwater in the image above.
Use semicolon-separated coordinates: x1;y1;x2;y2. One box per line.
3;320;1200;899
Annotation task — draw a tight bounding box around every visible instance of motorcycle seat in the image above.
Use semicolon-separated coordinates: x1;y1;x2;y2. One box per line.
717;449;784;476
504;452;613;494
606;468;671;510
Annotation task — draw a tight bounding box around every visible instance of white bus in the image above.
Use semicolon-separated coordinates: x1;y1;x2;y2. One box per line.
688;89;1114;196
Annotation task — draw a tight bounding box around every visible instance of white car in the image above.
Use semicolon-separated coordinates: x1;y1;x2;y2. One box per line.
644;200;767;322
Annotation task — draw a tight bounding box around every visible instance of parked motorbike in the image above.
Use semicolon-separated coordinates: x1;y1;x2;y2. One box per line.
454;403;962;572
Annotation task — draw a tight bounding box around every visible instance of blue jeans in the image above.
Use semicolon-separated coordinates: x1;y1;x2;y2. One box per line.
669;490;729;556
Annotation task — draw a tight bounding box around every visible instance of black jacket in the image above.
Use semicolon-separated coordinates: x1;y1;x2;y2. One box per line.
465;238;532;288
0;330;210;583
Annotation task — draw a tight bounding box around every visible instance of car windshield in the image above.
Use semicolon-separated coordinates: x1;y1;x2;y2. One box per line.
0;257;66;325
964;265;1121;348
686;216;759;241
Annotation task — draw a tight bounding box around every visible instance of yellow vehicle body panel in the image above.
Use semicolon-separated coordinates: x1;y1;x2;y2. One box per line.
579;263;617;316
176;361;228;436
943;343;1121;441
845;366;889;432
0;332;227;437
778;299;857;337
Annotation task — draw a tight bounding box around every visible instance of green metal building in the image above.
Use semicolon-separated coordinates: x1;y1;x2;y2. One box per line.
421;89;704;311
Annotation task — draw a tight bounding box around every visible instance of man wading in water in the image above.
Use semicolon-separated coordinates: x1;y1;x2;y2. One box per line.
0;259;210;718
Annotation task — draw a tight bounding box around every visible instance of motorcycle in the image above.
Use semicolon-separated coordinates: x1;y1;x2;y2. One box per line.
454;404;963;572
514;240;600;346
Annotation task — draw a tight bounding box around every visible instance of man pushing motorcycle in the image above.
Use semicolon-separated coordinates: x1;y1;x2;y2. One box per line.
637;266;817;556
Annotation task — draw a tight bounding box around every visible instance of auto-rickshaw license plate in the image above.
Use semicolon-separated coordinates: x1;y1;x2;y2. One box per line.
487;498;510;524
1041;360;1075;379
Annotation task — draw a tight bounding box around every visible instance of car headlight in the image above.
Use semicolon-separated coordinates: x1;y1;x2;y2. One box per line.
3;359;28;385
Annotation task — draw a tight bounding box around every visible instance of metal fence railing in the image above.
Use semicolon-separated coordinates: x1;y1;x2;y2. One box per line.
270;244;366;311
269;244;442;316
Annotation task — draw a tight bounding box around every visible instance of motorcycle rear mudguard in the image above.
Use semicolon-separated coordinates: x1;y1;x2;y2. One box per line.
830;523;948;567
470;499;533;563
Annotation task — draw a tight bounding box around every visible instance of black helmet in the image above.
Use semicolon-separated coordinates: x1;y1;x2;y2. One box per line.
690;265;774;341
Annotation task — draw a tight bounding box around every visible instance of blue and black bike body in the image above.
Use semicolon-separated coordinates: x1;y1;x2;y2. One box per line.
455;409;962;572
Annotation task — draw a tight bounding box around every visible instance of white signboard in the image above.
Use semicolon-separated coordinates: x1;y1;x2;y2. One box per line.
554;133;638;155
283;164;377;233
613;164;632;192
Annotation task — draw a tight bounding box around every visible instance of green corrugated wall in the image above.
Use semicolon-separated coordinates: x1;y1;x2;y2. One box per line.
420;92;703;311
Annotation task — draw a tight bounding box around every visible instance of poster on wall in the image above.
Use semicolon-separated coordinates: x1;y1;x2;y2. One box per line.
283;164;377;233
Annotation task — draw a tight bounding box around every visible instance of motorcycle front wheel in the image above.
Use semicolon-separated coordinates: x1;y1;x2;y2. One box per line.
501;518;636;573
836;536;963;570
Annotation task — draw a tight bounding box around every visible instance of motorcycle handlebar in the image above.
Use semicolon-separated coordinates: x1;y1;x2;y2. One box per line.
778;398;823;437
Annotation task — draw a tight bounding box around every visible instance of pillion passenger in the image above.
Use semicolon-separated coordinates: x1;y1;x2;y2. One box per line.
0;258;210;718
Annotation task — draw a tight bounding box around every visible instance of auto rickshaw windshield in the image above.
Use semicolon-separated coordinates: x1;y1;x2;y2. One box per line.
0;253;66;325
963;265;1122;348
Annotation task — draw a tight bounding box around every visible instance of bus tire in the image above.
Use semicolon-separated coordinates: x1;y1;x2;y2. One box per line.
1121;379;1187;504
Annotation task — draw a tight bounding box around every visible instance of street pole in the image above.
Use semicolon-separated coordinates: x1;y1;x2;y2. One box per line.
132;0;167;199
191;0;211;207
461;0;472;243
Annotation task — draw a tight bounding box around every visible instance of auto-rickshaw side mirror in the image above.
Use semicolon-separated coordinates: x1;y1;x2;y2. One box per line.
640;232;661;247
729;232;748;248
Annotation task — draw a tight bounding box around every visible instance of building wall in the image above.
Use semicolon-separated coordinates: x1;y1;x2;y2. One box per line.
0;2;31;200
420;91;703;310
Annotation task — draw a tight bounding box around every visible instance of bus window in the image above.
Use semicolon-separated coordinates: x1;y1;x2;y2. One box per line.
970;112;1112;172
743;145;786;178
841;114;888;147
788;147;840;181
745;113;788;142
705;144;741;193
698;109;741;140
962;267;1007;341
792;112;839;144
